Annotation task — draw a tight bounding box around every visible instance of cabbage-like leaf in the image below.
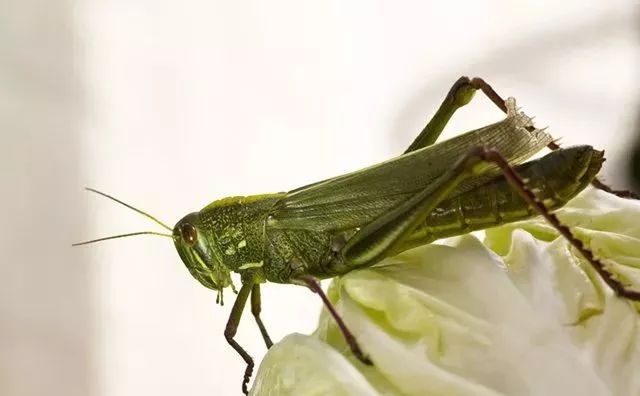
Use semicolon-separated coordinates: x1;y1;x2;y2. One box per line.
251;188;640;396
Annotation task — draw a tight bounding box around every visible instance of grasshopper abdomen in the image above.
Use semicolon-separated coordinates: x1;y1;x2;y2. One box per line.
398;146;603;251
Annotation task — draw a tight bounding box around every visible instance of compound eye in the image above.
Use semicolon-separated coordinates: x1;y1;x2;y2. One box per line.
180;223;198;246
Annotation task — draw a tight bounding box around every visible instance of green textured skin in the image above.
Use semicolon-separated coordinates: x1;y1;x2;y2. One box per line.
172;145;602;289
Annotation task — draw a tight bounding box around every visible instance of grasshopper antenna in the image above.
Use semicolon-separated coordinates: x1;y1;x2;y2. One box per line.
73;231;173;246
84;187;173;231
72;188;174;246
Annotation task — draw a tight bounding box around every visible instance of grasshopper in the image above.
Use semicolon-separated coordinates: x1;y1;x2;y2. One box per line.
75;77;640;394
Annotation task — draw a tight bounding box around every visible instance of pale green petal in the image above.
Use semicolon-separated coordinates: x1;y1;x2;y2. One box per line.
252;188;640;395
249;333;379;396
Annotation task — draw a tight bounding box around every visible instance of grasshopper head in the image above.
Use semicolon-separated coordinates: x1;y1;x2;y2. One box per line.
173;212;233;295
74;188;234;303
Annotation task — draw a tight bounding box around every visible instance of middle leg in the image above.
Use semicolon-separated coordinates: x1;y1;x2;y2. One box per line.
293;273;372;365
250;284;273;349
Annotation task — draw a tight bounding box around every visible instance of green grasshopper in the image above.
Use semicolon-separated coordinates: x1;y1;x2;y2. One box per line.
75;77;640;394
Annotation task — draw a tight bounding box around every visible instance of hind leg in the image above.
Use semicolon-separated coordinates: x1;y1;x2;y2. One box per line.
467;78;638;199
329;145;640;300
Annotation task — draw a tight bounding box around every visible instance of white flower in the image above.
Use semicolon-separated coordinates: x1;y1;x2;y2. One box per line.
251;188;640;396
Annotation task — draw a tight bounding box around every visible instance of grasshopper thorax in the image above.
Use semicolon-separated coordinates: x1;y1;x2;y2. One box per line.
173;211;233;293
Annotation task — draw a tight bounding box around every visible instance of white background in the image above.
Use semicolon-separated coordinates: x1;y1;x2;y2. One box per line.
1;1;639;395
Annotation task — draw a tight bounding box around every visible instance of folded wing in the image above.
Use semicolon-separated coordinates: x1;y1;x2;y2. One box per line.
270;100;553;233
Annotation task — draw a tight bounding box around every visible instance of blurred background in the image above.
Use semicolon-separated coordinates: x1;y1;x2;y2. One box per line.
1;1;639;395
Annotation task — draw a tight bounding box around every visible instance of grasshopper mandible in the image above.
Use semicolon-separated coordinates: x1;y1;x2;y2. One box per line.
75;77;640;394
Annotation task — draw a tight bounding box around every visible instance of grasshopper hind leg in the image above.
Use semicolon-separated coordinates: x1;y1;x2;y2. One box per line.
468;77;639;200
404;76;477;153
404;75;526;154
478;148;640;300
329;146;640;301
292;146;640;372
413;76;637;198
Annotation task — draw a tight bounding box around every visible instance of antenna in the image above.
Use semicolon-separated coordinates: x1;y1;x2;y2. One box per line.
73;231;173;246
85;187;172;231
72;188;175;247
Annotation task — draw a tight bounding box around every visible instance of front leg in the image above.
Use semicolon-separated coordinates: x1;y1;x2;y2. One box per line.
224;282;254;395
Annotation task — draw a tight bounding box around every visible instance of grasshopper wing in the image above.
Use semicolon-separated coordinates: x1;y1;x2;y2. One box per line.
271;100;552;232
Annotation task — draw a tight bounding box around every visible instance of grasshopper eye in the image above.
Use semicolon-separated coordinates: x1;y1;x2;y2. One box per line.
180;223;198;246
